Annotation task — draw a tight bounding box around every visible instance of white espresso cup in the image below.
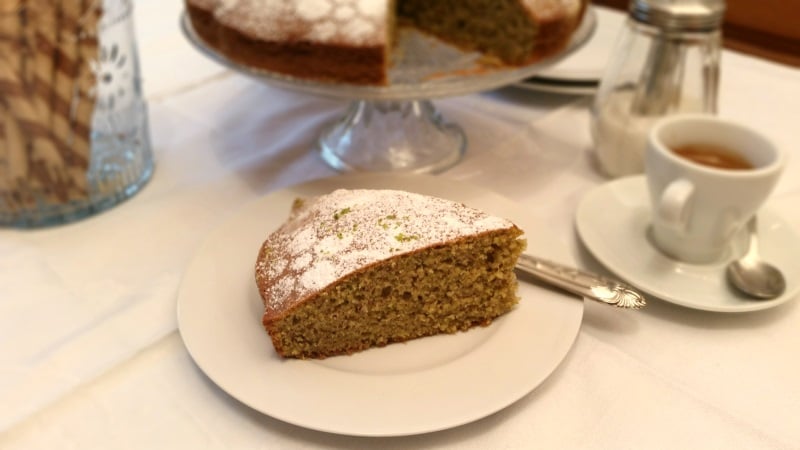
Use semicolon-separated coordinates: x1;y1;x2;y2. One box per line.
645;114;785;264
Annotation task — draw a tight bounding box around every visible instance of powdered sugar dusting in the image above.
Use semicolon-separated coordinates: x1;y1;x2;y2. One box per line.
521;0;582;20
296;0;333;21
211;0;388;46
255;189;517;315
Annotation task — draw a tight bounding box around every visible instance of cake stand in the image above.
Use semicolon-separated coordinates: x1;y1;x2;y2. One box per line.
181;9;596;173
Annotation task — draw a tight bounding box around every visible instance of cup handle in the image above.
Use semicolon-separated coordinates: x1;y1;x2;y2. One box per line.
657;179;694;232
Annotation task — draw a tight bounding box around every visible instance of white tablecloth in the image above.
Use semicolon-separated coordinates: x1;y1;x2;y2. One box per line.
2;2;800;448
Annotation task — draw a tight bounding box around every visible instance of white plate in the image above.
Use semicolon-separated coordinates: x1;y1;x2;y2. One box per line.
575;176;800;313
177;173;584;437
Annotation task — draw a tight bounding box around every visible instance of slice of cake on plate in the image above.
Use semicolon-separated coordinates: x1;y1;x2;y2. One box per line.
255;188;526;359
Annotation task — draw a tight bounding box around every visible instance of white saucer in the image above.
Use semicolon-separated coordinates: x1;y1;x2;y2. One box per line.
575;176;800;313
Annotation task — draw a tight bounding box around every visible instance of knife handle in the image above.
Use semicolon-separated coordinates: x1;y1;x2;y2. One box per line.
516;254;646;309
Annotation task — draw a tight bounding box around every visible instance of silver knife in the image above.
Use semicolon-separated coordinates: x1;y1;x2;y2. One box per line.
516;254;646;309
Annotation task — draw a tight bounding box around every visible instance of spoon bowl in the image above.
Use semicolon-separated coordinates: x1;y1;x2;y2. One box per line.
726;217;787;299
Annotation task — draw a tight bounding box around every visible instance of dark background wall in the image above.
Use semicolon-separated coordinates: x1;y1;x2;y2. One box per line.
592;0;800;67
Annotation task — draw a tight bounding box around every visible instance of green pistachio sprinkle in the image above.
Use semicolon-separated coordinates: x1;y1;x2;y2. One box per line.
378;214;407;230
394;233;419;242
333;207;352;220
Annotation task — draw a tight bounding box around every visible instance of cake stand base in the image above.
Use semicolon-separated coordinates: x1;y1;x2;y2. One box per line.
318;100;465;174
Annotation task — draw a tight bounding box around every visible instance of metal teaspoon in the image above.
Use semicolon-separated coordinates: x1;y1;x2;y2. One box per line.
726;217;786;299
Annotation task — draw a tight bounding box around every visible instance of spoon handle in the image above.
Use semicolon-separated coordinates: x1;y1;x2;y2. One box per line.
746;217;760;258
516;254;647;309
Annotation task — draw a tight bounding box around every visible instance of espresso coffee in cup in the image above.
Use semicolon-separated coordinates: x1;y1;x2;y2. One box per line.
645;114;785;263
670;144;753;170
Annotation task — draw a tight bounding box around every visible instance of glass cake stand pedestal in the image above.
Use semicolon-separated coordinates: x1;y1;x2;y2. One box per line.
181;10;595;173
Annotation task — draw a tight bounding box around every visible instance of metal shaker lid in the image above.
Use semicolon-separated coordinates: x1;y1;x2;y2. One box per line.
629;0;726;31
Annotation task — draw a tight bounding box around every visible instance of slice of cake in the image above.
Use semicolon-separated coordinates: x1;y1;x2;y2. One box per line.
254;189;526;359
185;0;587;85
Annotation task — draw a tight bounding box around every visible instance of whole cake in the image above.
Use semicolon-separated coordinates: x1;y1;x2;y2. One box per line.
255;189;526;359
185;0;587;85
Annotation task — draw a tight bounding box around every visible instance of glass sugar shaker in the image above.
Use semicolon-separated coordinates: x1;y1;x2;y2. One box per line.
0;0;152;227
590;0;725;178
